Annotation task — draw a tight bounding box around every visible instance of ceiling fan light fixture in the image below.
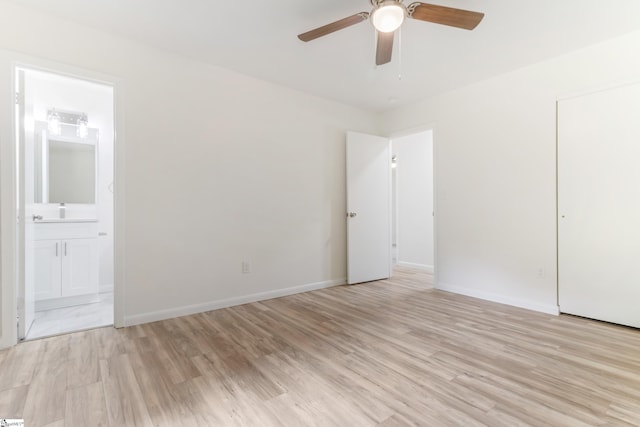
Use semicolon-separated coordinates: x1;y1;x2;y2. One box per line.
371;1;406;33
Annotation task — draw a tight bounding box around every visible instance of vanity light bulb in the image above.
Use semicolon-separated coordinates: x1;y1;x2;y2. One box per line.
77;121;88;138
48;109;61;136
77;114;89;138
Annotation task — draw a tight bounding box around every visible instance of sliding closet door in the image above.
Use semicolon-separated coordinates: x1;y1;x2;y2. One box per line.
558;82;640;328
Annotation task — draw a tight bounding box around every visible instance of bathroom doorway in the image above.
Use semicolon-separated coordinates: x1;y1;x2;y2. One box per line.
15;67;115;340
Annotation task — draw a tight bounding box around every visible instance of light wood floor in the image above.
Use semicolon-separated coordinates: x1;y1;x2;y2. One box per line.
1;267;639;426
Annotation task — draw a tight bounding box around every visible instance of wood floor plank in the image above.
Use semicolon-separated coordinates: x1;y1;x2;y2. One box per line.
66;332;100;389
0;385;28;419
125;343;195;426
65;382;108;427
1;266;639;426
21;336;70;426
0;338;43;391
99;354;154;427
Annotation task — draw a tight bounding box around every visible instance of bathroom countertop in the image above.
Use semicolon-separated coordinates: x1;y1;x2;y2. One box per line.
35;218;98;223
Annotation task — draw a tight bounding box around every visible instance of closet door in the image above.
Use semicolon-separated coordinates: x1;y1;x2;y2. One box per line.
558;82;640;328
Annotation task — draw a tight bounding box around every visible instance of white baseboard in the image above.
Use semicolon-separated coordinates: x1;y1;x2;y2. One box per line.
396;262;434;272
436;282;560;315
36;293;101;312
99;283;114;293
124;278;346;327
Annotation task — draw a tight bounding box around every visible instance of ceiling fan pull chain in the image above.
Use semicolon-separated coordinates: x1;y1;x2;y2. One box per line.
398;26;403;80
374;29;378;68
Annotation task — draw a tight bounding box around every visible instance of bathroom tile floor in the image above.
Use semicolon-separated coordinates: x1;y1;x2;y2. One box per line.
25;292;114;340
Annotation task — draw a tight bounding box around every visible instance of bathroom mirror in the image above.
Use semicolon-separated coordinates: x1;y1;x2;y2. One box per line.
34;121;98;204
47;140;96;203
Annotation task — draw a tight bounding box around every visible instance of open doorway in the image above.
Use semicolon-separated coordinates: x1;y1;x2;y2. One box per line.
15;67;115;340
391;130;434;286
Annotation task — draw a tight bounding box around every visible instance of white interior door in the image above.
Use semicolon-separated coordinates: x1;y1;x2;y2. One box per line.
346;131;391;284
17;69;36;339
558;82;640;328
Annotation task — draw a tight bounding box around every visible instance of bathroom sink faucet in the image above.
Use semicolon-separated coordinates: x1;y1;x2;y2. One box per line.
59;202;66;219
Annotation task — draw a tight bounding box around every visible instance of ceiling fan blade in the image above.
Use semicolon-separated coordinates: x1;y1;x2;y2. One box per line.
376;31;394;66
407;2;484;30
298;12;369;42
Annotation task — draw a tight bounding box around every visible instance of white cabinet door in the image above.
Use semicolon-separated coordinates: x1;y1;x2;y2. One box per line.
34;240;62;300
62;238;99;297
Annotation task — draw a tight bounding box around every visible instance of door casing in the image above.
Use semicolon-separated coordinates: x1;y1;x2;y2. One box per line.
0;54;125;348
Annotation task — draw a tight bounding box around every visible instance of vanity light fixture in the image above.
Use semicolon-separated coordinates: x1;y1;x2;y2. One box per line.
371;0;406;33
47;108;61;136
47;109;90;138
77;113;88;138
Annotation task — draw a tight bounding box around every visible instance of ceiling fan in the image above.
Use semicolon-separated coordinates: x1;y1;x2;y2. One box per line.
298;1;484;66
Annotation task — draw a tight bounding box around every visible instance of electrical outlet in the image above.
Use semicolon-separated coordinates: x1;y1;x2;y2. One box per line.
242;261;251;274
536;268;545;278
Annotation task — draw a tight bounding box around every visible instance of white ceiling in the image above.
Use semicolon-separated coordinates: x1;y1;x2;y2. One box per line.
8;0;640;111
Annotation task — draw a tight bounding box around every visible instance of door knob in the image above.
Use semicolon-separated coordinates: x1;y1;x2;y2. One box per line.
347;212;357;218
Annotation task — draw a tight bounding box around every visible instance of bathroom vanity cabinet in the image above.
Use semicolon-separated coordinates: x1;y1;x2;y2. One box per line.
33;221;99;310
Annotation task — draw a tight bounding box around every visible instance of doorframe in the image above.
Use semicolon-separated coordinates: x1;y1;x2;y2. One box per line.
387;124;438;287
0;53;126;348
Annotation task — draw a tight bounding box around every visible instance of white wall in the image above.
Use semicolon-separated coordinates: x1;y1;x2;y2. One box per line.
382;30;640;314
0;1;378;346
392;131;434;270
25;70;115;290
